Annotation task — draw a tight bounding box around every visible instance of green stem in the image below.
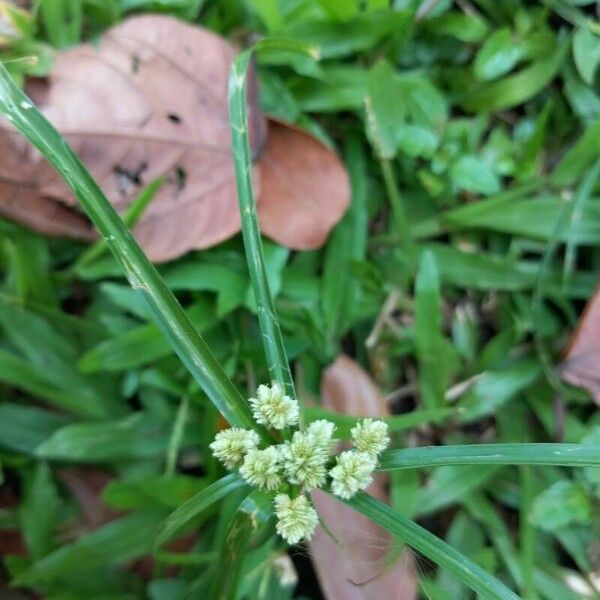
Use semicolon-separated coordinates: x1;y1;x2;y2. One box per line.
228;50;295;399
378;444;600;470
380;157;414;263
520;466;537;600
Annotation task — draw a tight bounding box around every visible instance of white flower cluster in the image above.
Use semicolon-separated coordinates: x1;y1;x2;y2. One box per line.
209;383;390;545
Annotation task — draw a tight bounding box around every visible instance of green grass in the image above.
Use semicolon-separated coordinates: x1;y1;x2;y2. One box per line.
0;2;599;600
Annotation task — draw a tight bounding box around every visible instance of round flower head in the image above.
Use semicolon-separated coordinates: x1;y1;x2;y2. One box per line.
209;427;259;470
351;418;390;458
274;493;319;545
249;382;299;430
330;450;376;499
239;446;282;491
280;431;328;490
306;419;336;450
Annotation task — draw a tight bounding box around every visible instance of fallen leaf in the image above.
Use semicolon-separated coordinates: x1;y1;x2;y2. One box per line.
0;15;350;261
0;14;265;262
560;284;600;406
309;355;417;600
257;119;350;250
0;181;93;240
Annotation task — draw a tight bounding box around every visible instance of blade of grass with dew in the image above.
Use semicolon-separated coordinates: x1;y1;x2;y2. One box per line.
228;49;295;398
155;473;249;549
0;62;256;431
343;492;519;600
378;443;600;470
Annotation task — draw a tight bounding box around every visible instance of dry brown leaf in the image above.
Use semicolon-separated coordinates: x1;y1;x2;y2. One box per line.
0;14;265;262
560;284;600;405
309;355;417;600
258;119;350;250
0;181;93;240
0;15;349;261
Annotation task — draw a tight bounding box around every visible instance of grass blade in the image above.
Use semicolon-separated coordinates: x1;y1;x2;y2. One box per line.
229;49;295;398
378;443;600;470
155;473;248;549
0;62;255;430
343;492;519;600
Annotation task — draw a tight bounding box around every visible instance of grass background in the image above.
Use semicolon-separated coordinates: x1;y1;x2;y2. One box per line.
0;1;600;599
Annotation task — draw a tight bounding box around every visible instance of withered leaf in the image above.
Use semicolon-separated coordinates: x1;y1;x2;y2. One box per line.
1;14;265;262
258;119;350;250
560;285;600;406
0;15;349;261
309;355;417;600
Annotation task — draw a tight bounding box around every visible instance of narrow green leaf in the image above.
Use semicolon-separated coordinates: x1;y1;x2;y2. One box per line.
228;49;295;398
344;492;519;600
0;62;255;430
209;489;273;600
378;443;600;470
365;60;402;159
35;413;175;462
415;251;455;409
552;118;600;186
155;473;249;549
15;512;163;586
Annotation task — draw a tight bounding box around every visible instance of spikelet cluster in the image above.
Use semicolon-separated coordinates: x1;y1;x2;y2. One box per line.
209;382;390;545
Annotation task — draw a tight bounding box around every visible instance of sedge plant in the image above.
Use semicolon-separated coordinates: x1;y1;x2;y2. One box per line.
2;45;600;600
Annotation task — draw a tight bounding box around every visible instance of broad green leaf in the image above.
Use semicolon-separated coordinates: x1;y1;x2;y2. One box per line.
474;28;523;81
397;125;438;158
365;60;403;159
530;481;591;530
428;12;489;42
463;41;568;111
572;27;600;84
450;155;501;195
